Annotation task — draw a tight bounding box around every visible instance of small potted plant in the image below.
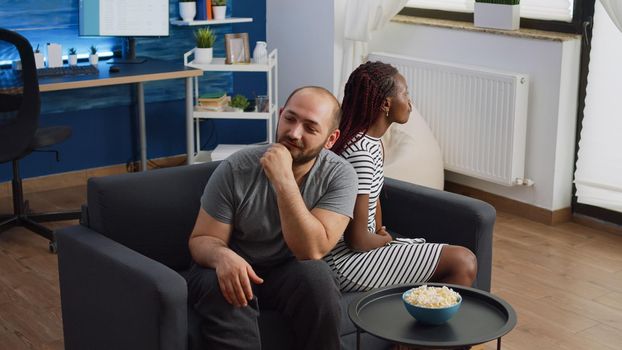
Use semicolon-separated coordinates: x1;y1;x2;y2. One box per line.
212;0;227;20
474;0;520;31
230;94;250;112
194;27;216;64
89;45;99;65
68;47;78;66
179;0;197;22
33;44;45;69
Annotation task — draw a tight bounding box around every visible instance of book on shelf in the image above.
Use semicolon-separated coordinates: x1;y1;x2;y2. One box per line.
200;89;226;99
196;0;207;21
197;93;229;111
207;0;213;19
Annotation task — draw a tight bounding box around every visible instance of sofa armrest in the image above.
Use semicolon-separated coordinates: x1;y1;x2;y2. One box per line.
381;178;496;291
56;225;187;350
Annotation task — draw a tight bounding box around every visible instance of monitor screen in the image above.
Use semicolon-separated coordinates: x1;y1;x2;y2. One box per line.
79;0;169;37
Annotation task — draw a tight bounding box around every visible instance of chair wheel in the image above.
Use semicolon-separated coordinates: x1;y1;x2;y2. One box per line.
49;241;57;254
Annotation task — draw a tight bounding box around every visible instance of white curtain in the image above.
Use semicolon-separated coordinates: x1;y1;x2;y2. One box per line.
406;0;574;22
338;0;409;100
574;1;622;213
600;0;622;32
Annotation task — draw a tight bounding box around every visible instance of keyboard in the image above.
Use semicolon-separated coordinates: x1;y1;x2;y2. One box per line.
37;65;99;77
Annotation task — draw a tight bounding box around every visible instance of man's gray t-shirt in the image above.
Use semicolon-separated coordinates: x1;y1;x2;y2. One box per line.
201;145;358;267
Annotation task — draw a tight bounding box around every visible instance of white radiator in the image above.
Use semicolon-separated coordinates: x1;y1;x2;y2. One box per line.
368;52;529;186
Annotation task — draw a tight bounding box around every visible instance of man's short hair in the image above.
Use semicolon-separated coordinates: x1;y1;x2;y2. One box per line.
283;86;342;130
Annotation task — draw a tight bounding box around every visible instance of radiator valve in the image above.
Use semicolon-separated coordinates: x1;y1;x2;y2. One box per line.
514;178;534;186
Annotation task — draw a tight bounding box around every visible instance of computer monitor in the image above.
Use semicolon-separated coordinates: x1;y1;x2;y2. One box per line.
79;0;169;63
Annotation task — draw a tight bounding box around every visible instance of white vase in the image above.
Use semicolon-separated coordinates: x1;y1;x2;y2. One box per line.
253;41;268;65
474;3;520;31
194;47;213;64
179;2;197;22
34;52;45;69
89;54;99;66
213;6;226;20
68;54;78;66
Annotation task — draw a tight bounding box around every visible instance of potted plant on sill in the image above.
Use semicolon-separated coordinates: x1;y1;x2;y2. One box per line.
230;94;250;112
474;0;520;31
68;47;78;66
89;45;99;65
194;27;216;64
179;0;197;22
212;0;227;20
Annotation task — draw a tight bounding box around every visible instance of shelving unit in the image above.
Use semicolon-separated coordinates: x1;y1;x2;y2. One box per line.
170;17;253;26
183;49;278;164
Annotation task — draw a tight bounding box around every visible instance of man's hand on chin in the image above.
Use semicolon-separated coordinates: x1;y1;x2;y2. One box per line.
260;143;295;188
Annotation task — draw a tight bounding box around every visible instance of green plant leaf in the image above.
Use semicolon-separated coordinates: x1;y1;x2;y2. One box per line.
195;27;216;48
230;94;250;110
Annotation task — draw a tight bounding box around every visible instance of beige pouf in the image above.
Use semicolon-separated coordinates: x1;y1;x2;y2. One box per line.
381;108;444;190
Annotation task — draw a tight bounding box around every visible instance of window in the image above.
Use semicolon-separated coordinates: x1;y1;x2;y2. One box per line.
406;0;574;22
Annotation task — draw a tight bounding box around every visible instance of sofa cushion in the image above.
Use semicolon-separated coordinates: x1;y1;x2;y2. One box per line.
87;162;220;271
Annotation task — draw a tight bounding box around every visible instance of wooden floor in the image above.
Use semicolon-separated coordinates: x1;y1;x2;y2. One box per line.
1;186;622;350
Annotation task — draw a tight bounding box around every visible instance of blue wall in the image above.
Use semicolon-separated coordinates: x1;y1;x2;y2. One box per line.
0;0;266;182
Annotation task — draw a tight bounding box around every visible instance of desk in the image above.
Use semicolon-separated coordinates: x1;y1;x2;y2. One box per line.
38;59;203;171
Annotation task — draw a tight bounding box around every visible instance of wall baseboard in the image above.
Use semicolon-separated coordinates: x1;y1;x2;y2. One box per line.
445;181;572;225
0;155;187;197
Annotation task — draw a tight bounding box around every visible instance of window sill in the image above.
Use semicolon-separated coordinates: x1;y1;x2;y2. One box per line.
392;15;580;42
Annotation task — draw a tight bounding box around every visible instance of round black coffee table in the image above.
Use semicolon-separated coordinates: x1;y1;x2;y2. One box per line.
348;283;516;349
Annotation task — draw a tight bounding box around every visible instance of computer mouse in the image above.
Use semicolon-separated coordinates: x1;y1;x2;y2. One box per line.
109;66;120;73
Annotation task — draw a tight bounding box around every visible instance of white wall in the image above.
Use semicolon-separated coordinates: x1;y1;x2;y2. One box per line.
267;0;338;106
266;6;582;211
368;23;581;211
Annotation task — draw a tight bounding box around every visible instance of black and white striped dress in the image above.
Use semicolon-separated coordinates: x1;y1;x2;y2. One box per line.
325;134;445;292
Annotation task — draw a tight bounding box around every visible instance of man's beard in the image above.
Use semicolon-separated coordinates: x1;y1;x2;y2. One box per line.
278;136;326;165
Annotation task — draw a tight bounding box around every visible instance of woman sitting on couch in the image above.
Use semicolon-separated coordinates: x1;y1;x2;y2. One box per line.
325;61;478;292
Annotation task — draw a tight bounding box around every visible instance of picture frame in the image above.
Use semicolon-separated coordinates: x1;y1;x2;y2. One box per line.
225;33;251;64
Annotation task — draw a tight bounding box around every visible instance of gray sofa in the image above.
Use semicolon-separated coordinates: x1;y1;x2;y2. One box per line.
56;161;495;350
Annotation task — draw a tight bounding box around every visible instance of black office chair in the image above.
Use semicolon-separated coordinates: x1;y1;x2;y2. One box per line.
0;28;80;252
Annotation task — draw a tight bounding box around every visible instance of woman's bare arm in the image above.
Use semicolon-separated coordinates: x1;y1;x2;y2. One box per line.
344;195;392;252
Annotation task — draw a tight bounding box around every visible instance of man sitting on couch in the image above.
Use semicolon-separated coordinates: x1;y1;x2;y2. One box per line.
186;86;358;350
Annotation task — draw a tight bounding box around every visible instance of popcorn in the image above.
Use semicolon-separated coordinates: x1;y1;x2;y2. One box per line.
404;285;461;308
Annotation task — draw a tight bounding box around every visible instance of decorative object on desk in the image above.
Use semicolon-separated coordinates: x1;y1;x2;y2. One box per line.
46;43;62;68
33;44;45;69
11;60;21;70
229;94;250;112
194;27;216;64
225;33;250;64
255;95;269;113
474;0;520;31
179;0;197;22
89;45;99;66
68;47;78;66
253;41;268;64
212;0;227;20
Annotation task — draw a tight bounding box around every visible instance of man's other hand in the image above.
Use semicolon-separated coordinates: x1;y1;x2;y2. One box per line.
215;249;264;307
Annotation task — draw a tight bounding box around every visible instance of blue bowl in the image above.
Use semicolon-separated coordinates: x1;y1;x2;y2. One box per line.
401;289;462;325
